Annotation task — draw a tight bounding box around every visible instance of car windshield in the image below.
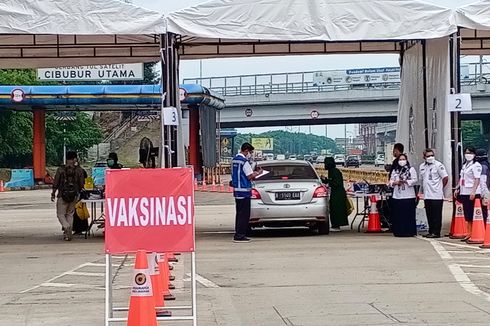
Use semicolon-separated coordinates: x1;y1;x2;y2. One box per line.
257;164;318;181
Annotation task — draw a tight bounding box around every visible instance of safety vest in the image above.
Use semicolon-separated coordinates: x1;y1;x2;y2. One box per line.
231;154;252;198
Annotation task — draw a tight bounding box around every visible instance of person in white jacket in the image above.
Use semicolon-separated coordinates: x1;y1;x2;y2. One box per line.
389;154;418;237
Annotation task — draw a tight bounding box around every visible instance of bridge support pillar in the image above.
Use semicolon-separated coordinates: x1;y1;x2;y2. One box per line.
33;109;46;182
188;106;202;176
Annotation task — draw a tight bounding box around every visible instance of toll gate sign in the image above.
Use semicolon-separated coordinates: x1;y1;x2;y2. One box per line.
37;64;144;81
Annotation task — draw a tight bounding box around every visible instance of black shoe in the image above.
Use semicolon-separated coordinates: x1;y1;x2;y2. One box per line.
426;234;441;239
423;234;432;238
233;237;251;243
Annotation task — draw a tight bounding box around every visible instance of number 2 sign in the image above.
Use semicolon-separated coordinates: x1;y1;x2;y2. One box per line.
447;93;472;112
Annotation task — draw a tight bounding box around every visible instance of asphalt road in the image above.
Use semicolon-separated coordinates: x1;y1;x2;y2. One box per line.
1;190;490;325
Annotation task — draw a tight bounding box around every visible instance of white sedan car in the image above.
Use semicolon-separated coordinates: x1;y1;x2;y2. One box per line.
250;160;330;234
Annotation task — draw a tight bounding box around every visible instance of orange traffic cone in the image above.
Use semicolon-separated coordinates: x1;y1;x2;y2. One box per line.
201;182;208;192
219;183;225;193
148;253;171;317
210;182;217;192
480;206;490;248
467;199;485;244
157;253;175;301
366;195;382;233
227;183;233;193
449;201;467;239
194;178;199;191
127;250;157;326
0;180;4;192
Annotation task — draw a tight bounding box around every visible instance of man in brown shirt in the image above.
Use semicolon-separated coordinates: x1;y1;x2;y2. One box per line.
51;151;85;241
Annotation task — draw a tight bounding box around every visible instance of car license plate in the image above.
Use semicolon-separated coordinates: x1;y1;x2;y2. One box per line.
275;192;301;200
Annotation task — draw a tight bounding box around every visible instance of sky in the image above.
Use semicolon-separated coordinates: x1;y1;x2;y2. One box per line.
132;0;479;139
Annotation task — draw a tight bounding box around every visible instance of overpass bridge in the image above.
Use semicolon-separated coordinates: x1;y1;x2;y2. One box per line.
184;69;490;128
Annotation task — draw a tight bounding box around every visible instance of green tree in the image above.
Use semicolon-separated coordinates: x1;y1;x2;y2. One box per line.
0;69;104;167
462;120;488;149
234;130;338;155
45;113;103;165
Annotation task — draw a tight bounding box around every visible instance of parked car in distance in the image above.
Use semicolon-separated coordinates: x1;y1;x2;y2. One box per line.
250;160;330;234
264;153;274;161
375;154;385;167
304;154;312;163
344;155;360;168
276;154;286;160
288;155;297;160
315;155;326;164
334;154;345;165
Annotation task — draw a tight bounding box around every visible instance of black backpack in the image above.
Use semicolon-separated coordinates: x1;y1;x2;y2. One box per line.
61;166;79;202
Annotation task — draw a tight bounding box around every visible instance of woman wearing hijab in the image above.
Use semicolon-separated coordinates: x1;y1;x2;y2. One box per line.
455;146;482;241
323;157;349;231
389;154;418;237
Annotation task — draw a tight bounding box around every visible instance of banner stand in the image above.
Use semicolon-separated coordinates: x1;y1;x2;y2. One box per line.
105;252;198;325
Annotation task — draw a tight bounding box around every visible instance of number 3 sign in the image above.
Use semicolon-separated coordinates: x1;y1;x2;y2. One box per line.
447;93;472;112
163;106;179;126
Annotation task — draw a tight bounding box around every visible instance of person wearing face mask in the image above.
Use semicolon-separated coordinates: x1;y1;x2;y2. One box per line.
419;149;448;238
107;152;123;169
389;154;418;237
230;143;262;242
454;146;482;241
388;143;405;179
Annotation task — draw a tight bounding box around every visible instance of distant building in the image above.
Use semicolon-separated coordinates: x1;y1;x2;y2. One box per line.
360;123;376;155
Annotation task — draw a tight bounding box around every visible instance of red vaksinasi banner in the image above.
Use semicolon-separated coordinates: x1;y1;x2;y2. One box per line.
104;168;195;254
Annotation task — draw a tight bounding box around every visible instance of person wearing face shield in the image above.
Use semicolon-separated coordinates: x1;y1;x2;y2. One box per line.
389;154;418;237
454;146;482;241
475;149;489;223
419;149;448;238
230;143;262;243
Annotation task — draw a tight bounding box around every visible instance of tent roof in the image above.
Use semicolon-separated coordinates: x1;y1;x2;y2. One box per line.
455;1;490;31
0;0;165;68
455;1;490;55
167;0;457;59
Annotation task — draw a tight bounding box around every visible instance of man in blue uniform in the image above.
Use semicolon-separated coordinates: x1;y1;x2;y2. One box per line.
231;143;262;242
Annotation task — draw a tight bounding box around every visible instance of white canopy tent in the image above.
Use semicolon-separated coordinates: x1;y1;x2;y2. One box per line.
166;0;457;58
0;0;165;68
456;1;490;55
166;0;460;191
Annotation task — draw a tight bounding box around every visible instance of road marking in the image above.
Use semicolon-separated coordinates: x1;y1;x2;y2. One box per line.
186;273;220;288
427;239;490;302
65;271;105;277
40;282;104;290
19;260;122;294
429;240;452;260
459;264;490;268
437;240;490;251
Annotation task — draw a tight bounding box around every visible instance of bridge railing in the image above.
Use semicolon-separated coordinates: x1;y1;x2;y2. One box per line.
183;66;490;97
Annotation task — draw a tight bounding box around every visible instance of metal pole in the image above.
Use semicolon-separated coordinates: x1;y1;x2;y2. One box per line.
191;251;198;326
160;34;166;169
167;125;172;168
105;254;113;326
422;40;430;149
63;122;67;164
344;124;347;155
479;55;484;84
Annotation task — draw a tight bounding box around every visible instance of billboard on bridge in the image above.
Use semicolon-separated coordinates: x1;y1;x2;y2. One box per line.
313;67;400;86
252;138;274;151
